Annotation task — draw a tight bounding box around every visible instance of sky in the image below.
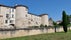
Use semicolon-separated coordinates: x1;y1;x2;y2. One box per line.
0;0;71;21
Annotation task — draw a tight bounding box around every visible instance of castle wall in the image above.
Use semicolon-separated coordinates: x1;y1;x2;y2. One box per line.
0;15;3;28
0;7;8;28
0;5;49;28
0;6;15;28
15;6;28;28
0;27;65;39
41;15;49;26
26;14;41;27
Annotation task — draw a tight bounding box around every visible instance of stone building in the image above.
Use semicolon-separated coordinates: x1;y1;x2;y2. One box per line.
0;4;15;29
0;4;49;28
49;18;53;26
56;20;62;24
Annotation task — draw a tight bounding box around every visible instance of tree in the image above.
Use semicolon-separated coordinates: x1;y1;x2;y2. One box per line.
40;24;44;28
69;15;71;23
40;24;45;32
62;11;68;32
58;22;63;26
53;21;58;32
67;15;71;30
45;25;48;28
67;15;70;25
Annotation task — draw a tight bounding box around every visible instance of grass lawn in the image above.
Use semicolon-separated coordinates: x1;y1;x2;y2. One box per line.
1;31;71;40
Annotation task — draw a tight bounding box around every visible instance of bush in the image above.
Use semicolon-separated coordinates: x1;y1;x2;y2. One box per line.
40;24;45;28
45;25;48;28
33;26;39;29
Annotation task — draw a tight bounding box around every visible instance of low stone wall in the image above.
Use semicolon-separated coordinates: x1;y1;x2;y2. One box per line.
0;27;69;39
56;27;64;32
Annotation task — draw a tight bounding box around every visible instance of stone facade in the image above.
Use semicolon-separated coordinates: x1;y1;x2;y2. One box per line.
0;4;49;28
49;18;53;26
0;5;15;28
0;27;65;39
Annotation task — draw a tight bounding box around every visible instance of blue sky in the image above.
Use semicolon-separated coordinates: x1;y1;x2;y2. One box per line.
0;0;71;21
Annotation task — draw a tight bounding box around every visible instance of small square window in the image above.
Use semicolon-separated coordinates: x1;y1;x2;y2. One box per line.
25;15;27;17
12;14;14;18
12;9;14;12
36;22;38;24
10;20;13;23
28;21;31;24
6;14;9;18
31;19;33;21
5;20;8;23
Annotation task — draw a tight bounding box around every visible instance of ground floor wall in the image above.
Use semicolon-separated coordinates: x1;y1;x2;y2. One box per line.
0;27;71;39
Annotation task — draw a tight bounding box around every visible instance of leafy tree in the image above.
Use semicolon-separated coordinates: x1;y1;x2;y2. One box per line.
53;21;58;32
40;24;45;32
69;15;71;23
67;15;70;25
58;22;63;26
62;11;68;33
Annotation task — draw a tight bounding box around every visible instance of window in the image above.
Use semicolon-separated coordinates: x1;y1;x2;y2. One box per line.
12;14;14;18
5;20;8;23
36;22;38;24
6;14;9;18
10;9;14;13
28;21;31;24
10;20;13;23
31;19;33;21
25;15;27;17
9;9;11;13
12;9;14;12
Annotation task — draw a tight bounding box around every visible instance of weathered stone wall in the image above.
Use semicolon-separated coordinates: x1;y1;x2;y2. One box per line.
41;15;49;26
0;27;66;39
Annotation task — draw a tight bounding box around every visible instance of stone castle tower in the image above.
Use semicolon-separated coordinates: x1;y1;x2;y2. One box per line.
15;5;28;28
15;5;49;28
40;14;49;26
0;4;49;28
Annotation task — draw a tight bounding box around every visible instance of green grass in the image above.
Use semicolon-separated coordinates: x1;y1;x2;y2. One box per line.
1;31;71;40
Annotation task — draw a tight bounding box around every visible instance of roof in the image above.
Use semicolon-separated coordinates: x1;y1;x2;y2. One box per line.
28;13;39;17
49;18;52;20
28;13;48;17
0;4;48;17
56;20;62;22
0;4;14;8
14;5;28;9
39;14;48;16
0;4;28;9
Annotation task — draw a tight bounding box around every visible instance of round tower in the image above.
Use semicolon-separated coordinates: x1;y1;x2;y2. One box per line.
15;5;28;28
40;14;49;26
